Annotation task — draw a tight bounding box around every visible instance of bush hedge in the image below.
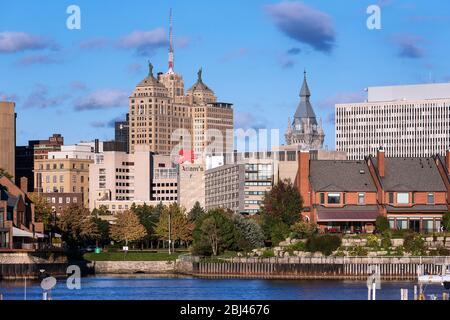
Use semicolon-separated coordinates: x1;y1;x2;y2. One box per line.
306;234;342;256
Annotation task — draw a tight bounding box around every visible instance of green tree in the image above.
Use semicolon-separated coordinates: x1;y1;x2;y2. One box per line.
91;216;110;246
259;179;303;245
58;204;100;248
131;203;159;248
91;205;110;216
442;212;450;232
192;209;235;256
155;203;193;249
28;193;53;231
376;216;390;233
232;214;265;251
110;210;147;246
188;201;205;223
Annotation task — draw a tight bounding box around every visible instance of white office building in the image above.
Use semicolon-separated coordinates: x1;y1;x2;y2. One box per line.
336;83;450;160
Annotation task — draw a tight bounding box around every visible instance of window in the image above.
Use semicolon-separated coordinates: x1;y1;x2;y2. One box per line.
327;193;341;205
59;175;64;183
396;219;408;230
396;193;409;205
388;193;394;204
427;193;435;204
72;175;76;183
358;193;365;205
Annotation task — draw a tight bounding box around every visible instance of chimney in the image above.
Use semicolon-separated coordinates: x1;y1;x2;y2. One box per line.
447;150;450;176
378;148;385;178
297;151;311;208
20;177;28;194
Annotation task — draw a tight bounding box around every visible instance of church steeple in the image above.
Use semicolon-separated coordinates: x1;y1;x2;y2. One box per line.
285;70;325;150
300;70;311;98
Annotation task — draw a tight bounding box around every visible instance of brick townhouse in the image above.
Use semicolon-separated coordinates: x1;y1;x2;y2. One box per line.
0;176;43;251
297;149;450;233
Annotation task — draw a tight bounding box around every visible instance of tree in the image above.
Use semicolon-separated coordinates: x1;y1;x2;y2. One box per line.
259;179;303;245
155;204;193;249
442;212;450;232
192;209;235;256
58;204;100;248
188;201;205;223
260;179;303;225
110;210;147;246
232;214;265;250
291;221;318;239
91;215;110;246
375;216;390;233
131;203;159;248
28;193;53;231
0;168;13;180
91;205;110;216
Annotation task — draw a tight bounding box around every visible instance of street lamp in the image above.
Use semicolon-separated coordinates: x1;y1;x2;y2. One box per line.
168;211;172;255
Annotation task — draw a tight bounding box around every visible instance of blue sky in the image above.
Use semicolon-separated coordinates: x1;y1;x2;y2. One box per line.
1;0;450;149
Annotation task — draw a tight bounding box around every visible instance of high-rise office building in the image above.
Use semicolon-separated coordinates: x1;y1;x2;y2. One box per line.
336;82;450;160
128;12;233;156
114;114;129;153
0;101;16;178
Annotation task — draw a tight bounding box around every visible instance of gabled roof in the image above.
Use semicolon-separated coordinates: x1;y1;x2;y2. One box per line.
310;160;377;192
374;157;446;192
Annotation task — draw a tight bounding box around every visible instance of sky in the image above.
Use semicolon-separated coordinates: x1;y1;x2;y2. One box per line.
1;0;450;149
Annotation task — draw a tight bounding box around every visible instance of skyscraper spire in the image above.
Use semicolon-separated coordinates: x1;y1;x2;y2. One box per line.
168;8;174;73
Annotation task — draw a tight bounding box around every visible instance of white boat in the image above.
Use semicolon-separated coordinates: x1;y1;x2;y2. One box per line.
418;264;450;290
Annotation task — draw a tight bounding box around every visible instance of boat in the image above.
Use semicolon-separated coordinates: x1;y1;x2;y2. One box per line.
418;264;450;290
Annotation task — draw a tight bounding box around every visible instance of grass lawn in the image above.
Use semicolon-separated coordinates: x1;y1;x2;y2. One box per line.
83;251;182;262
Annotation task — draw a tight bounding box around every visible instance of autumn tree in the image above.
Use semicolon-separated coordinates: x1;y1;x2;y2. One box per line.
110;210;147;246
58;204;100;248
28;193;53;231
155;203;193;249
91;205;110;216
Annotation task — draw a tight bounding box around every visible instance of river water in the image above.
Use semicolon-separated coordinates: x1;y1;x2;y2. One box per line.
0;275;447;300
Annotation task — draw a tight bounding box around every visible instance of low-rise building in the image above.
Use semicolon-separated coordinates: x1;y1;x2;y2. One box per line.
0;176;43;251
34;144;97;208
368;149;448;233
297;149;450;233
89;147;177;213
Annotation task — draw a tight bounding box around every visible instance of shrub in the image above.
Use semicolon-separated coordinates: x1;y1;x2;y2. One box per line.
291;221;318;239
429;246;450;256
376;216;390;233
306;235;342;256
403;233;426;256
286;241;306;254
366;235;379;248
443;212;450;231
349;246;368;257
381;233;392;250
261;249;275;258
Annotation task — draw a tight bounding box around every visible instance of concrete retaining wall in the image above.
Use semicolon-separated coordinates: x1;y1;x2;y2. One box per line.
90;261;177;274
